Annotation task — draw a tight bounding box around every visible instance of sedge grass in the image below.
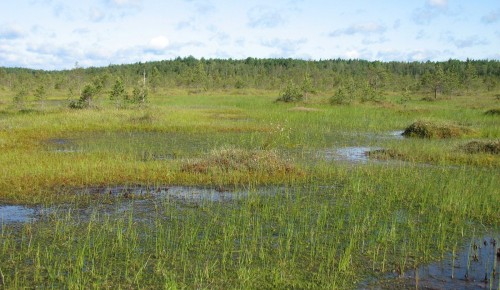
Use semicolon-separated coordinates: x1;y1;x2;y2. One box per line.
0;90;498;288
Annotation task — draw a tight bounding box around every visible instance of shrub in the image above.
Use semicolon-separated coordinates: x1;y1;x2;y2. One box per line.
69;82;101;109
329;86;353;105
132;83;148;104
276;80;303;103
109;78;127;101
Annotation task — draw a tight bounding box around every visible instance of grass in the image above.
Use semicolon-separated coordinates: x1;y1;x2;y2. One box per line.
0;89;499;288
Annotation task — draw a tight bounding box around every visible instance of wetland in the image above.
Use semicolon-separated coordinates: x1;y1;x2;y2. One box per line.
0;60;499;289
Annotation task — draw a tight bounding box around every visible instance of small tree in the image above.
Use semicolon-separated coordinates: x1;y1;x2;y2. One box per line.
193;62;209;91
69;83;96;109
276;80;303;102
149;66;161;93
81;84;95;107
234;77;245;89
359;81;382;103
330;77;357;105
13;86;28;110
330;86;352;105
34;84;46;108
132;81;148;104
109;78;128;107
69;76;106;109
462;63;480;93
301;73;314;101
420;66;445;99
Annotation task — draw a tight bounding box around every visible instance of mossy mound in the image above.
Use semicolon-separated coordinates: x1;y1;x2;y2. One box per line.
484;109;500;116
402;120;475;139
181;147;297;174
460;140;500;155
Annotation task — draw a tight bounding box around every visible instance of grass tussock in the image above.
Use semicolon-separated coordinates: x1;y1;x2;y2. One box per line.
402;120;475;139
181;147;297;174
460;140;500;155
484;108;500;116
366;149;407;160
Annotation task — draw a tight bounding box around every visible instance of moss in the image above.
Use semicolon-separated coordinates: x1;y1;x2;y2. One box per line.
460;140;500;155
402;120;475;139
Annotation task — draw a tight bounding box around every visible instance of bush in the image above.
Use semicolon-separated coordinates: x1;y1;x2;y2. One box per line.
132;84;148;104
69;82;101;109
109;78;127;101
330;86;353;105
276;81;303;103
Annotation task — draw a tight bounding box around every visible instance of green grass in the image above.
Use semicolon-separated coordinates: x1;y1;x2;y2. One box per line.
0;89;499;288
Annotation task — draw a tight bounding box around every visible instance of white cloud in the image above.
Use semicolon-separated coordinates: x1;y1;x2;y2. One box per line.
330;22;387;37
427;0;447;8
362;37;389;45
89;8;106;22
376;49;447;62
345;50;360;59
261;38;306;57
393;19;401;29
481;9;500;24
442;34;489;48
0;24;26;39
110;0;141;6
416;30;426;40
247;6;286;28
412;0;449;25
149;36;170;50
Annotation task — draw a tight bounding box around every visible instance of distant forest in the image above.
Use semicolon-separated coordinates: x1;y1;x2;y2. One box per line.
1;58;499;101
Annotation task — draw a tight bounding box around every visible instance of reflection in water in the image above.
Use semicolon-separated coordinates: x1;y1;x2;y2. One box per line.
404;236;500;290
334;146;376;163
364;235;500;290
0;205;35;223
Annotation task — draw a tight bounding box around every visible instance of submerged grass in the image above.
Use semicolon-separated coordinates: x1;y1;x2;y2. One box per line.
0;166;498;288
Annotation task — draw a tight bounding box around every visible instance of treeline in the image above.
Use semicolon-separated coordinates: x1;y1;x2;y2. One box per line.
1;57;499;102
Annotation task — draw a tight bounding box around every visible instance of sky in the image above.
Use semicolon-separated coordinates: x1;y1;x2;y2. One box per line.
1;0;499;70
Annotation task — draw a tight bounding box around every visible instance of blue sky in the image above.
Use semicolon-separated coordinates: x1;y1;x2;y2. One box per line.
1;0;499;70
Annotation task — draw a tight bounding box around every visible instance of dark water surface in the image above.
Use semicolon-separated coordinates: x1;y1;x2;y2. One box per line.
363;235;500;290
